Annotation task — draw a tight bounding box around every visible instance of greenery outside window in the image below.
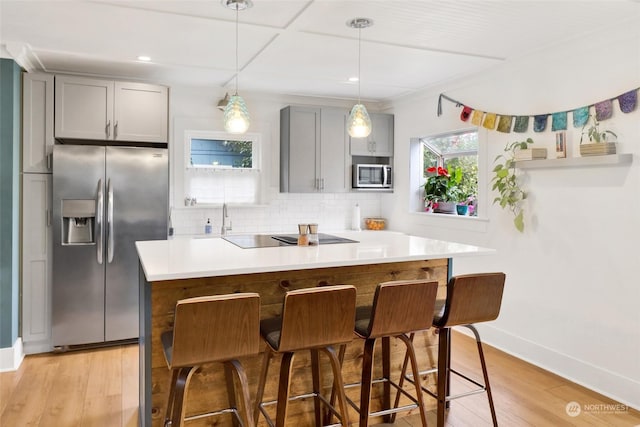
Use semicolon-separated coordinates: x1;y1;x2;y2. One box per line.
187;131;259;170
184;130;261;204
421;130;478;215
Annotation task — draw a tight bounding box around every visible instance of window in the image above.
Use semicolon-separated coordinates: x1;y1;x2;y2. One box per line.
187;134;258;170
421;130;479;215
184;130;261;204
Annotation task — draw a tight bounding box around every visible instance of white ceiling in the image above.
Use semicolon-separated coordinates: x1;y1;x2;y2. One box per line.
1;0;639;102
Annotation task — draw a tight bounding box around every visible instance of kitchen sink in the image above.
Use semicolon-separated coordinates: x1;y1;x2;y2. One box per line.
222;233;358;249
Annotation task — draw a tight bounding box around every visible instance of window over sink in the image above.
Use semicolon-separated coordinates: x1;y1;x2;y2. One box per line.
184;130;262;204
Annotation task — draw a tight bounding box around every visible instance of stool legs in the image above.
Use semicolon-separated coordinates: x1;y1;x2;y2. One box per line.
165;366;197;427
436;328;450;427
253;347;273;425
255;346;351;427
464;324;498;427
224;360;255;427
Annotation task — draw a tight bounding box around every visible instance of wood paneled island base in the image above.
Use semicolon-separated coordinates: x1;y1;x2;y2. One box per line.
141;259;448;427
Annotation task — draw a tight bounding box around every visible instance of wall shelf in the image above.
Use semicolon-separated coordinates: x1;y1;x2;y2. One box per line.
515;153;633;169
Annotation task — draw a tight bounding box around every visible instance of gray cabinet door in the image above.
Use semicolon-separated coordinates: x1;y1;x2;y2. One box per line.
114;82;168;143
281;106;320;193
54;75;113;140
320;108;348;192
349;112;394;156
23;73;54;173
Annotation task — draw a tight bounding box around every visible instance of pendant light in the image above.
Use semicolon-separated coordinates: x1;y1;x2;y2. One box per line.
347;17;373;138
222;0;252;134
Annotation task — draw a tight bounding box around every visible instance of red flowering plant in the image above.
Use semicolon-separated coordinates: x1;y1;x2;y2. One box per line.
423;166;463;206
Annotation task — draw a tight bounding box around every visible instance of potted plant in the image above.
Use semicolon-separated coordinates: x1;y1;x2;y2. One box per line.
492;138;532;232
579;115;617;156
424;166;462;214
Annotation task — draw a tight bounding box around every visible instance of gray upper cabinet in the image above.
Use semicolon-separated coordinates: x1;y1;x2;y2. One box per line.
349;112;394;157
54;75;168;143
280;106;348;193
23;72;54;173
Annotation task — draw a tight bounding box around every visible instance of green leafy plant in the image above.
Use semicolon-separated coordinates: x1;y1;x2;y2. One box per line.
492;138;532;232
580;115;617;144
424;166;463;202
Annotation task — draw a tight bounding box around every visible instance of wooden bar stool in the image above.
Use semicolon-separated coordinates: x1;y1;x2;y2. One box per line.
340;279;439;427
161;293;260;427
397;272;506;427
253;285;357;427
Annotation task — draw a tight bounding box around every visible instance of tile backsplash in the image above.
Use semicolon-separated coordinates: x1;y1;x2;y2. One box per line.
171;191;383;236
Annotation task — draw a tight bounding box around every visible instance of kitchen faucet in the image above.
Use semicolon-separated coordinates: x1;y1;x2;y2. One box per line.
221;203;232;235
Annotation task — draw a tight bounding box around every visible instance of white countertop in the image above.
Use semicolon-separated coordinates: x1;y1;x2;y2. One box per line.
135;231;495;282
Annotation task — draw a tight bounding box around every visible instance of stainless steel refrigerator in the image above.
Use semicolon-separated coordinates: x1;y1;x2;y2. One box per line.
52;145;168;348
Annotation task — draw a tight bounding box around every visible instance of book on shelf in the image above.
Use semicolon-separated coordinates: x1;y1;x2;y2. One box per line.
514;148;548;161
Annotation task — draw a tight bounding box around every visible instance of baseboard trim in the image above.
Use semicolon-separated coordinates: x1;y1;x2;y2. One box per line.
23;339;53;355
469;324;640;411
0;338;25;372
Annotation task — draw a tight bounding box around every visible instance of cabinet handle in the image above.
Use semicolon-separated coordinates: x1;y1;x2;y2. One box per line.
321;178;325;190
46;153;51;171
114;121;118;139
106;120;111;138
46;209;51;227
372;140;376;153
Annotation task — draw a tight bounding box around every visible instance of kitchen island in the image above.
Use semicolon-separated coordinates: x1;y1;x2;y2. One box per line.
136;231;494;426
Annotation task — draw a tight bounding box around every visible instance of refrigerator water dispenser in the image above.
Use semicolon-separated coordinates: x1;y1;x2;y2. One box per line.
62;199;96;245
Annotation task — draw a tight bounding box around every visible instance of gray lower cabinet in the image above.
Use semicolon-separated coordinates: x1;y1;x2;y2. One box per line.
350;112;394;157
280;106;349;193
21;173;53;354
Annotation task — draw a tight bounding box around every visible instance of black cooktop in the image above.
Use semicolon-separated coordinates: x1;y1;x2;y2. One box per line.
222;233;358;249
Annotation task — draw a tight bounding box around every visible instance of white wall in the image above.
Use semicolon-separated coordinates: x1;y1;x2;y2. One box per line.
168;88;385;235
387;24;640;409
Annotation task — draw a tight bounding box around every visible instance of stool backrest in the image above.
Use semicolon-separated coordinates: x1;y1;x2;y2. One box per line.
367;279;439;339
438;272;506;327
170;293;260;368
278;285;356;352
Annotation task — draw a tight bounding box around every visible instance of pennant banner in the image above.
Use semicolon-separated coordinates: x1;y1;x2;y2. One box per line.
437;88;639;134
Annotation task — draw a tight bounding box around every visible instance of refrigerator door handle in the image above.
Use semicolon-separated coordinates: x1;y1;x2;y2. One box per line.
107;178;114;263
96;179;103;265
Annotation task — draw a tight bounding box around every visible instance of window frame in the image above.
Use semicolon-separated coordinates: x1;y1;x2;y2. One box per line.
409;127;489;222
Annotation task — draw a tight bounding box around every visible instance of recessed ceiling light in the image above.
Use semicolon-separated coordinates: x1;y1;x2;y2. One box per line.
348;77;359;82
137;55;151;62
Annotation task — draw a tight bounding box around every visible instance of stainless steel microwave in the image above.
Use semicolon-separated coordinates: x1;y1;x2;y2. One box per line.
352;164;392;188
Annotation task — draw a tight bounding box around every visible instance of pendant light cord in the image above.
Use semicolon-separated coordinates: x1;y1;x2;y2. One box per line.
357;26;362;104
234;4;239;96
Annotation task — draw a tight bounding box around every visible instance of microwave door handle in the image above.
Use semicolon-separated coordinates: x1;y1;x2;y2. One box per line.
383;167;388;186
96;179;103;265
107;179;114;263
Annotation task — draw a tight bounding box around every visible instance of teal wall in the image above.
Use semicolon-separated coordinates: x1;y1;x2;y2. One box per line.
0;59;21;349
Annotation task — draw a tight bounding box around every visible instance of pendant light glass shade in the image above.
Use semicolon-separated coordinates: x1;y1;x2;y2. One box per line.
347;103;372;138
223;94;251;134
347;17;373;139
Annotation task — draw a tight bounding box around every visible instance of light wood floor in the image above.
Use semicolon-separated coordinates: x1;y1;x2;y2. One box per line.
1;331;638;426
